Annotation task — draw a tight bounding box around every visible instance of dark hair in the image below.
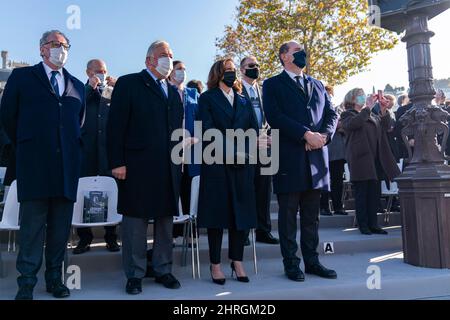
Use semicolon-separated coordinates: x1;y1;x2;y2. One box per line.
206;58;242;93
168;60;183;82
279;42;291;66
187;80;204;95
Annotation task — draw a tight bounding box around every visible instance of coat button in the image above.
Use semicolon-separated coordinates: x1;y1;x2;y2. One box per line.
310;122;314;126
59;103;63;107
56;148;61;153
307;106;311;110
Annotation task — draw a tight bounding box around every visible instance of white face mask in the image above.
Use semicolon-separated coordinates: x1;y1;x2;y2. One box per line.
174;69;187;84
96;73;107;87
48;47;68;68
155;56;173;78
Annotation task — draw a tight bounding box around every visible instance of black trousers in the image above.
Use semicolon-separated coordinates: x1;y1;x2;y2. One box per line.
173;168;194;238
16;197;74;288
278;190;321;269
207;228;247;264
353;180;381;230
76;226;117;244
320;159;345;212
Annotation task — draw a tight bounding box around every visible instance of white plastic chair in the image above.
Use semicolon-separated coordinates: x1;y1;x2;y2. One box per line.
71;177;122;236
381;161;403;224
174;175;201;279
0;180;20;252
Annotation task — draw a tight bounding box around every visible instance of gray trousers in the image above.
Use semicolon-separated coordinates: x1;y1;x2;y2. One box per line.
121;215;173;279
16;198;74;288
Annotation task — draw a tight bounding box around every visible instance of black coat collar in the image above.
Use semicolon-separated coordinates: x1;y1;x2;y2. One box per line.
209;87;246;123
139;69;174;105
279;70;313;104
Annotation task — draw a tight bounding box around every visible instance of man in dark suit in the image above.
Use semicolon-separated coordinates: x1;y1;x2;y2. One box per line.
0;30;85;300
107;40;184;294
73;59;120;255
240;56;279;245
263;40;338;282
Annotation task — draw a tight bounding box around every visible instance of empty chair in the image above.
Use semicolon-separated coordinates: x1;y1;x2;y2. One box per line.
0;180;20;252
174;176;201;278
72;177;122;239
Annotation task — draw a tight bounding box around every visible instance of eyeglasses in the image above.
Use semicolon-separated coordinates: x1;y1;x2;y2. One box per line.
43;41;71;50
246;63;260;69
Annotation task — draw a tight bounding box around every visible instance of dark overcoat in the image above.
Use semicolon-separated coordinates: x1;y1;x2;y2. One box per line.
197;88;258;230
107;70;183;219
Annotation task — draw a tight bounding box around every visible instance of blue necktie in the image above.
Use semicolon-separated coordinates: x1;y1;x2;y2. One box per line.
50;71;60;97
156;79;168;99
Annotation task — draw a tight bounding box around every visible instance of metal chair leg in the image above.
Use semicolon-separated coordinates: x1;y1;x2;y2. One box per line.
189;220;195;279
12;230;16;252
251;229;258;275
181;223;188;267
7;230;11;253
385;196;393;225
194;220;200;279
0;251;5;278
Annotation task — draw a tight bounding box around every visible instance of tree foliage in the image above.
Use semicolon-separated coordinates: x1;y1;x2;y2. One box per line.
216;0;399;86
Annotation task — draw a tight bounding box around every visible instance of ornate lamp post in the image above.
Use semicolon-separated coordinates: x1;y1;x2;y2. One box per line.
369;0;450;268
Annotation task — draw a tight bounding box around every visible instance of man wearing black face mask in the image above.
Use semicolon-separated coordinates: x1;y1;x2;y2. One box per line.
240;56;279;245
263;40;338;282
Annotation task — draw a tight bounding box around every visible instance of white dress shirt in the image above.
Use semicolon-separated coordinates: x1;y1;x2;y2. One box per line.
221;87;234;107
42;62;65;96
242;80;259;99
147;69;168;97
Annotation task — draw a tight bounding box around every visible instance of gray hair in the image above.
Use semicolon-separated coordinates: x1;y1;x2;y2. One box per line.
146;40;169;58
40;30;70;47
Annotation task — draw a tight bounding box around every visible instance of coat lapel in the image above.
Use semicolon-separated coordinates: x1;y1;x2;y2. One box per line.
31;63;59;99
305;75;314;105
210;88;234;120
62;68;74;97
139;70;168;103
280;71;307;100
233;92;246;127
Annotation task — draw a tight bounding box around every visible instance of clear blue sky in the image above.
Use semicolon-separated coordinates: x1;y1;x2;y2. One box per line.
0;0;240;84
1;0;449;103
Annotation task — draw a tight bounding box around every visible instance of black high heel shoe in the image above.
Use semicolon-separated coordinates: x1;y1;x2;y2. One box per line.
231;262;249;283
210;266;226;285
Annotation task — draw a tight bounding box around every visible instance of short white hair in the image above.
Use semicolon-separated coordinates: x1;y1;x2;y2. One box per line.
146;40;169;58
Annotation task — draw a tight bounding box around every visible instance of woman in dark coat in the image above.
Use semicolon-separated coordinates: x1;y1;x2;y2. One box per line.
197;58;258;284
341;88;401;235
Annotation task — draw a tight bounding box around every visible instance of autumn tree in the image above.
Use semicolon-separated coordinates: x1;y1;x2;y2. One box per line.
216;0;398;86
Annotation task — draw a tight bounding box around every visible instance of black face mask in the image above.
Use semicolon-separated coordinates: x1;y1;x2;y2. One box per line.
293;50;307;69
223;71;237;88
245;68;260;80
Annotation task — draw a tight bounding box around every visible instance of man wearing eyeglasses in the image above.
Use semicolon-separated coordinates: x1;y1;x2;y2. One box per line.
240;56;279;246
0;30;85;300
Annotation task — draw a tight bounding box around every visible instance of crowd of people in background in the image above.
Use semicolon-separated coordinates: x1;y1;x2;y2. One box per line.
1;29;450;301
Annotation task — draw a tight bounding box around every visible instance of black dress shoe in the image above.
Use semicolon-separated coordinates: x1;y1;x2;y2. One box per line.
370;227;388;235
255;232;280;245
231;262;250;283
334;210;348;216
320;209;333;216
155;273;181;289
285;269;305;282
305;263;337;279
106;240;120;252
359;228;372;235
126;278;142;295
73;242;91;255
46;282;70;298
15;286;34;300
210;266;226;285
